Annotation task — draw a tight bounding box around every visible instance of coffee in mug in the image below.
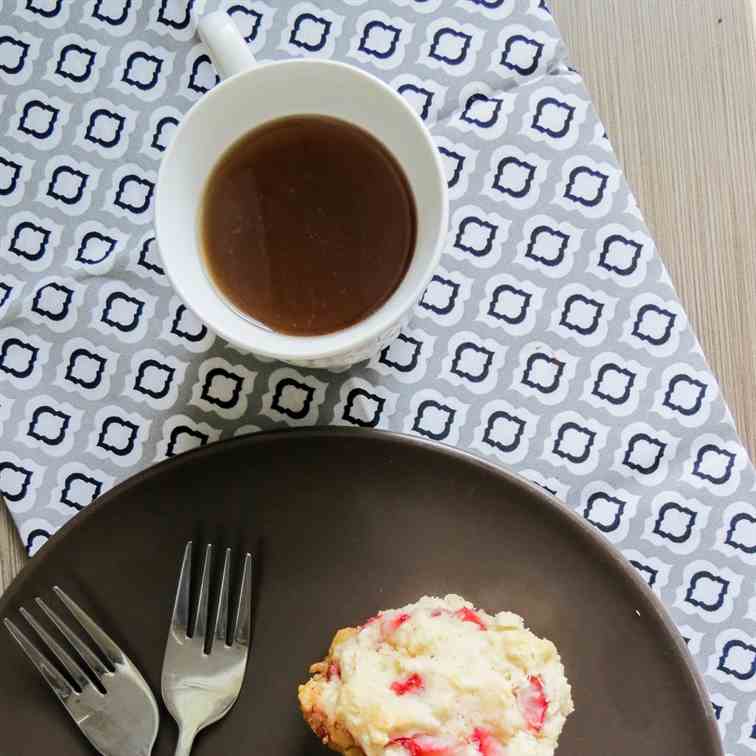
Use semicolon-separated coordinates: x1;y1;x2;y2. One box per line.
200;115;417;336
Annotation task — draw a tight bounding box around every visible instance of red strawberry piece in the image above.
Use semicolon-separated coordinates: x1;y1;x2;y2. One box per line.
326;662;340;681
388;735;452;755
389;612;410;631
517;675;548;733
471;728;501;756
454;607;487;630
390;673;424;696
381;611;410;638
430;609;445;617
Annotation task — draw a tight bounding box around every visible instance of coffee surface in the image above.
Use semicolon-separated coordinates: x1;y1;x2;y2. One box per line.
200;115;416;336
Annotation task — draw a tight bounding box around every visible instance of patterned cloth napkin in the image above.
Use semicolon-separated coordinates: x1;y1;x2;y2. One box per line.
0;0;754;750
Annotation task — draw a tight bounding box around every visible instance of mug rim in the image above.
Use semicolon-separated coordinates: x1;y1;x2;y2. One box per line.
155;58;448;362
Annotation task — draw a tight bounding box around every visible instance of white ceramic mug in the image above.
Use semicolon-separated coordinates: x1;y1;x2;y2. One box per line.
155;12;448;368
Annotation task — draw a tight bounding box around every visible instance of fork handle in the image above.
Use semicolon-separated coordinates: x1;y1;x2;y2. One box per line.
174;728;197;756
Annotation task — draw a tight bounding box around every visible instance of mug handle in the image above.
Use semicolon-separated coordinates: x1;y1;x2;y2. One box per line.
198;11;256;79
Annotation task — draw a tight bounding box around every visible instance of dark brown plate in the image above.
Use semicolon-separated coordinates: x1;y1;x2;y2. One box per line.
0;429;721;756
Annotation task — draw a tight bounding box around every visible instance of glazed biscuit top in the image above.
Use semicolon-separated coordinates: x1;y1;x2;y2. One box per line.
310;594;573;755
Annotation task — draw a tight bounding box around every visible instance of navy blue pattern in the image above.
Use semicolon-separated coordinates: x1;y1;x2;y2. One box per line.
0;3;753;750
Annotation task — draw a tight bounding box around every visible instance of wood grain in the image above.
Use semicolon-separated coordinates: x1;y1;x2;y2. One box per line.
0;500;25;596
551;0;756;457
1;1;754;596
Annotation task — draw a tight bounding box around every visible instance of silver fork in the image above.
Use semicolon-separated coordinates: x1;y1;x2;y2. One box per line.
161;542;253;756
3;586;159;756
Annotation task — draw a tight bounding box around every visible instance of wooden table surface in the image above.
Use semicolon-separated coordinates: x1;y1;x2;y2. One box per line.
1;1;755;595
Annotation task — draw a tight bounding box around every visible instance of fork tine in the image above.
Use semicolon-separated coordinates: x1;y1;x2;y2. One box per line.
232;553;253;647
192;544;213;640
19;607;93;693
213;548;231;646
36;598;109;679
171;541;193;637
4;617;76;702
52;587;124;667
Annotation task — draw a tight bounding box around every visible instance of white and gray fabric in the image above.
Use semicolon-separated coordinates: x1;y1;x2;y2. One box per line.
0;1;754;750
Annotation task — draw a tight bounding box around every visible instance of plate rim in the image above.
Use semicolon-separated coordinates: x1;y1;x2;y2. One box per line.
0;426;723;755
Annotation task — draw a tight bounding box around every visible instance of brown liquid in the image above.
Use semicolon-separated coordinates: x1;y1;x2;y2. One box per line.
200;115;417;336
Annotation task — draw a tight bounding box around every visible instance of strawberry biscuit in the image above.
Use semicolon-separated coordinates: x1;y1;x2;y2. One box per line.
298;594;573;756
